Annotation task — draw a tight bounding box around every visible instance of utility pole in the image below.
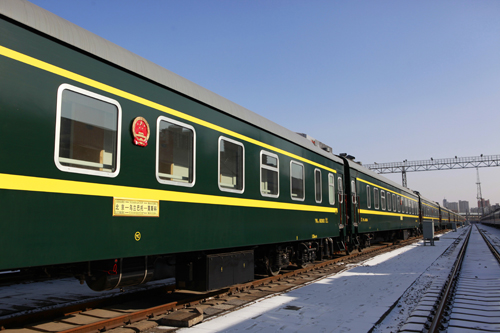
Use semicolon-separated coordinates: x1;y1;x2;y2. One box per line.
402;164;407;188
476;168;484;216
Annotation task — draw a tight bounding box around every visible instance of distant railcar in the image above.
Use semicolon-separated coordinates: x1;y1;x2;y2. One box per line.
480;210;500;227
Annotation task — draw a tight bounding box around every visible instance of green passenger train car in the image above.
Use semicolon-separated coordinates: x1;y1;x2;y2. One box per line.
0;0;346;290
0;1;459;292
420;196;441;230
342;158;421;248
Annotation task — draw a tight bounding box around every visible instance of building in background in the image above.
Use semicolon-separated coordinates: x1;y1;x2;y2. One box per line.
478;198;491;214
458;200;469;214
478;199;490;208
447;202;459;213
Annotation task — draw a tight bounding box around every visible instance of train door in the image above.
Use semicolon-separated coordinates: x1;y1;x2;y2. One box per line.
337;175;345;230
347;176;360;252
350;177;359;228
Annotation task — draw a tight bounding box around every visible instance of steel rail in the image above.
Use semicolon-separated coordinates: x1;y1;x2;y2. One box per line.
428;225;472;333
477;226;500;263
56;236;428;333
2;233;432;332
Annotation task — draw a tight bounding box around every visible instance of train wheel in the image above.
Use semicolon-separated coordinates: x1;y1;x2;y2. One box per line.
267;258;281;276
262;254;282;277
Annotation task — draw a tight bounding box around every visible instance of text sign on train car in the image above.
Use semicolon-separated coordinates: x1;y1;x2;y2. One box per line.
132;117;150;147
113;198;159;217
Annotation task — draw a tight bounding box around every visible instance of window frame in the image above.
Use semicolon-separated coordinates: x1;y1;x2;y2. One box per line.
156;116;196;187
54;83;122;178
260;150;279;198
314;169;322;203
290;161;305;201
218;136;245;194
328;173;335;205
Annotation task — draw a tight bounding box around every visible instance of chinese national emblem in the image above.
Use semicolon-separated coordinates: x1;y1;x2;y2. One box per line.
132;117;150;147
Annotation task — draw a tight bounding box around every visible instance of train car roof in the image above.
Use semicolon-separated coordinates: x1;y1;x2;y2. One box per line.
0;0;343;165
420;195;439;207
345;159;418;196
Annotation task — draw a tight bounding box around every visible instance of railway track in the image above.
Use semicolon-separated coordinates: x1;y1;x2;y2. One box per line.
402;224;500;332
0;234;430;332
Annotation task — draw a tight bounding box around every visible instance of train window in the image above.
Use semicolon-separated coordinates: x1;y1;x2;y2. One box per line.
156;117;195;187
315;169;322;203
387;191;391;211
398;196;401;213
392;193;396;211
290;161;305;201
374;188;379;209
328;173;335;205
366;185;371;208
338;177;344;204
381;190;386;210
219;137;244;193
260;151;279;197
55;84;121;177
351;180;357;204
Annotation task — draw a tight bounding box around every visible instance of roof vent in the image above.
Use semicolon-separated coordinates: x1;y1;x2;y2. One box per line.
296;133;332;153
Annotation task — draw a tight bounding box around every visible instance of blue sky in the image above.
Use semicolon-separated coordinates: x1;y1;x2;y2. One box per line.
28;0;500;209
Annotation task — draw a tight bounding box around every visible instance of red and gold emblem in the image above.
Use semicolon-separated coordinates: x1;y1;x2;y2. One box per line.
132;117;150;147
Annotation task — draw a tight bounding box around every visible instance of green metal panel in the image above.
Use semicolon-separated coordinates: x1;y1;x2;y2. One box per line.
0;17;343;270
352;169;419;234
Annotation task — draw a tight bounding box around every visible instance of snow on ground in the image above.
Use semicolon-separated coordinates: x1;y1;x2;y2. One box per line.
176;229;467;333
478;223;500;252
0;277;174;319
373;228;469;332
